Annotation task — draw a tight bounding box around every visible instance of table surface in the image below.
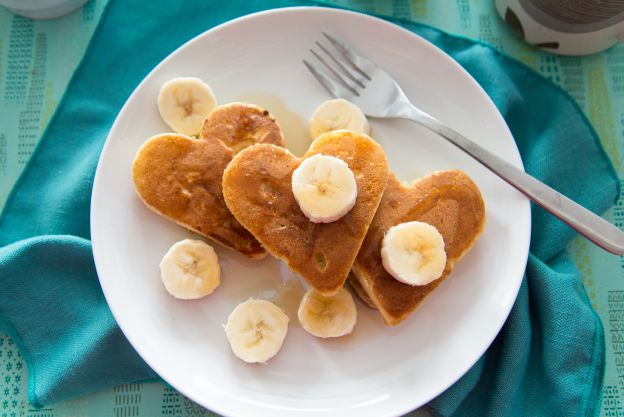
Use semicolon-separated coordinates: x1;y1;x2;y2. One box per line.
0;0;623;416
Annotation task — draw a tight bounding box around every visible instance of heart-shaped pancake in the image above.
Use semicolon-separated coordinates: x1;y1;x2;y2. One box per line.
351;170;486;325
222;130;389;295
132;103;284;259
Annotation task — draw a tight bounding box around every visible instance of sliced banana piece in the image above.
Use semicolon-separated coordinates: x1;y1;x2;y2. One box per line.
225;299;289;364
309;98;370;139
157;77;217;136
381;221;447;286
298;288;357;338
291;153;357;223
159;239;221;299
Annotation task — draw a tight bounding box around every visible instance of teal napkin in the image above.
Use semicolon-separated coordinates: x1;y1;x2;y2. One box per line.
0;0;618;415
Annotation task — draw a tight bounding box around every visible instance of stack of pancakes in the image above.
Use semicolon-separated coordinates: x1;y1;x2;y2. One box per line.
132;103;486;326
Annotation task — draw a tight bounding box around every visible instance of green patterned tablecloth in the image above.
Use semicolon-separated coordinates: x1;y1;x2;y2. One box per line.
0;1;623;416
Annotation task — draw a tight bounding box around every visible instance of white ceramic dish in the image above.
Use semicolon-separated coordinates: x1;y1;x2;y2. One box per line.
91;7;530;417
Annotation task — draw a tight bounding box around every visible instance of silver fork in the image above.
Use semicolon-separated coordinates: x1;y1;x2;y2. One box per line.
304;33;624;256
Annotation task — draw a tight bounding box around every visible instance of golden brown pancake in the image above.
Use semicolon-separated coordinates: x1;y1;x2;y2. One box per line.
351;170;486;325
132;103;284;259
347;273;376;308
201;102;284;154
222;130;389;296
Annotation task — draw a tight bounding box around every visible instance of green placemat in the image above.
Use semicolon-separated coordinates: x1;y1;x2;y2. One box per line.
0;0;622;416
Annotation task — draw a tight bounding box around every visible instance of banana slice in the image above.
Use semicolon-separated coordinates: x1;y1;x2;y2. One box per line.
225;299;289;364
309;98;370;139
291;153;357;223
159;239;221;299
298;288;357;338
381;221;447;286
157;77;217;136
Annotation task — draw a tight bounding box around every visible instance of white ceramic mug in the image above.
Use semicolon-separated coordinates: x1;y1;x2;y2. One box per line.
495;0;624;55
0;0;89;19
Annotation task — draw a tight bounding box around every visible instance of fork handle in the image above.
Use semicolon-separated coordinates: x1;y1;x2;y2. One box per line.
402;105;624;256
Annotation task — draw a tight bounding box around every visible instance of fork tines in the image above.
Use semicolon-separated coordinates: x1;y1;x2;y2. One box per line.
303;33;375;98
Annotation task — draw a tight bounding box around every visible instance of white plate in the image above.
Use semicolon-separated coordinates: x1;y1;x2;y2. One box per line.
91;7;530;417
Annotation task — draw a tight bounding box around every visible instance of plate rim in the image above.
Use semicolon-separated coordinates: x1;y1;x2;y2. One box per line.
91;6;531;417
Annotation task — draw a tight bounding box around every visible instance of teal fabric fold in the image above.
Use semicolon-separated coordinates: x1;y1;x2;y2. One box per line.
0;235;155;407
0;0;618;415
